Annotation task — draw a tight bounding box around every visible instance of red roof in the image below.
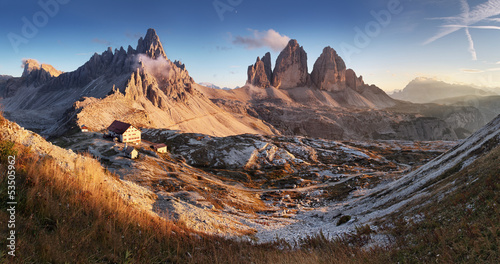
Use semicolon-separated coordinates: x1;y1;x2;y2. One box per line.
152;143;167;149
107;120;132;134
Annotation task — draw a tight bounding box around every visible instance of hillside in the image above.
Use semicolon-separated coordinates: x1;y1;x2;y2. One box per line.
199;83;485;140
432;94;500;123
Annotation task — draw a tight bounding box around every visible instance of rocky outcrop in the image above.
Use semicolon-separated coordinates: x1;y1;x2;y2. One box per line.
252;103;463;141
124;66;191;109
261;52;273;83
345;69;364;93
163;60;195;95
247;52;273;88
310;47;347;91
0;75;12;81
272;40;309;89
310;47;377;95
21;59;62;86
29;28;194;105
135;28;168;60
42;46;135;93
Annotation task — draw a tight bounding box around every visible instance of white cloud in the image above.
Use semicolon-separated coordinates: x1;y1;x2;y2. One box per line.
461;68;484;73
460;67;500;73
232;29;290;52
134;54;171;79
92;38;111;46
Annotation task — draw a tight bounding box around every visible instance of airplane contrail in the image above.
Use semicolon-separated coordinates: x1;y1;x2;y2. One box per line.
424;0;500;60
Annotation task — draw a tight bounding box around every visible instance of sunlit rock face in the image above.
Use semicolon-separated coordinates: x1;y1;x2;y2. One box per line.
247;52;273;88
272;39;310;89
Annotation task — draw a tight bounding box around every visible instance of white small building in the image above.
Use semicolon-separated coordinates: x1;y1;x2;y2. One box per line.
123;146;138;159
107;120;141;143
152;143;168;153
81;125;89;132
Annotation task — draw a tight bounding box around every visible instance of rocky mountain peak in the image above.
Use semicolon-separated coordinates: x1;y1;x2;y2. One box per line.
22;59;41;77
136;28;167;60
345;69;365;93
272;39;309;89
310;46;347;91
21;59;62;86
261;52;273;83
247;52;273;88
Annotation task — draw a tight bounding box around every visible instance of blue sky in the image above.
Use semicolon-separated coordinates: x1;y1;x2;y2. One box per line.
1;0;500;92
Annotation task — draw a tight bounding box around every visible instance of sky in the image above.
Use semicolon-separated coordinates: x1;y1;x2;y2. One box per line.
1;0;500;92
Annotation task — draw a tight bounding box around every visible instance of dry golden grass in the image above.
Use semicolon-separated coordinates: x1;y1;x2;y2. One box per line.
0;139;193;262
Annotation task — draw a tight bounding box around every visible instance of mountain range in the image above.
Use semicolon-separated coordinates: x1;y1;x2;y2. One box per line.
198;82;236;90
200;39;487;140
391;77;498;103
0;28;490;140
0;29;275;137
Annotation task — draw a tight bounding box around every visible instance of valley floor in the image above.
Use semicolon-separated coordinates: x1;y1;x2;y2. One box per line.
51;129;456;242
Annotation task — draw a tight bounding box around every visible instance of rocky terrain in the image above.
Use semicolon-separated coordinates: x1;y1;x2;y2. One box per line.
46;120;457;239
432;94;500;125
6;108;497;244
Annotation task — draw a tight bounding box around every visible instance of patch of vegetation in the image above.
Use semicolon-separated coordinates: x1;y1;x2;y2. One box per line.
324;181;357;201
101;148;118;157
337;215;351;226
0;141;17;163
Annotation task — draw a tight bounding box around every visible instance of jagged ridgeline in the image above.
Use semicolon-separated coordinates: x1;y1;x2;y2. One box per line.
199;39;486;141
0;29;275;137
0;28;489;141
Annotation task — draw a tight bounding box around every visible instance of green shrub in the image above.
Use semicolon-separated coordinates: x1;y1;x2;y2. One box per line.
0;141;17;163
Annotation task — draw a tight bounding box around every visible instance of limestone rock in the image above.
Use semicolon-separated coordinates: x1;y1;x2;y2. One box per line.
272;40;309;89
345;68;365;93
136;28;168;60
261;52;273;84
247;52;273;88
21;59;62;86
310;47;347;91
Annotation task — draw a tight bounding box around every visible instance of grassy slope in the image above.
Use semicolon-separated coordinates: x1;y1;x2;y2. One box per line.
385;145;500;263
0;110;498;263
